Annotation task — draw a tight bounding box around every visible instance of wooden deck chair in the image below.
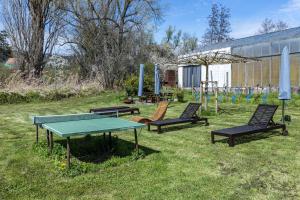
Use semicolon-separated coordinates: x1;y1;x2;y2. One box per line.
132;101;169;125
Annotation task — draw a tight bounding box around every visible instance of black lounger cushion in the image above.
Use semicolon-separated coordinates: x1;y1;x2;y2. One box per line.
211;125;266;136
150;118;197;126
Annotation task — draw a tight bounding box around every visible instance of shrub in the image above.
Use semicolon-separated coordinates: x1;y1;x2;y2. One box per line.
0;92;9;104
175;89;185;102
7;92;27;104
124;75;154;96
25;91;43;102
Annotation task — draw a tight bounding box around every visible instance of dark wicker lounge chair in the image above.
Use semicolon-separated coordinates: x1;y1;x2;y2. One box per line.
211;104;287;147
148;103;208;133
90;106;140;115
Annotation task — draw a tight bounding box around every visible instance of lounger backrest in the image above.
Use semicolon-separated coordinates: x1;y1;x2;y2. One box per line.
248;104;278;127
180;103;201;119
151;101;169;121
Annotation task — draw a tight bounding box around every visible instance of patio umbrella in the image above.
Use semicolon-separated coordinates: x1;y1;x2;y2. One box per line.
154;64;160;95
138;64;144;97
278;46;291;124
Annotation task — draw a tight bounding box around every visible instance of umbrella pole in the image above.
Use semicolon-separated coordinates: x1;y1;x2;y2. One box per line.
282;100;285;124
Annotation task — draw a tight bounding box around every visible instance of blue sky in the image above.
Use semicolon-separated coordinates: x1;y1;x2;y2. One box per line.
154;0;300;42
1;0;300;44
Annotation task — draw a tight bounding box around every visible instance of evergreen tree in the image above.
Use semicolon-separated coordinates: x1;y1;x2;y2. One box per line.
202;3;231;46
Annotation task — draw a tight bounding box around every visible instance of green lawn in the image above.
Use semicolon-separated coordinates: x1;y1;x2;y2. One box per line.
0;92;299;199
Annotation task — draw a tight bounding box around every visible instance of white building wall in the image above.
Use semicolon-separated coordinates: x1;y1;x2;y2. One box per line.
201;64;231;88
178;67;183;88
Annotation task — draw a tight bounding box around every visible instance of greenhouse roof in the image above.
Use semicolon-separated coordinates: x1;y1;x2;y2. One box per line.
202;26;300;51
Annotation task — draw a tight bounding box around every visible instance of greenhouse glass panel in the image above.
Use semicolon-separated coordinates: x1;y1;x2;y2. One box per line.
290;54;300;86
290;39;300;53
279;40;290;52
261;58;271;86
254;62;262;86
238;63;245;87
231;63;239;87
271;42;280;55
253;45;262;57
261;44;270;57
271;56;280;86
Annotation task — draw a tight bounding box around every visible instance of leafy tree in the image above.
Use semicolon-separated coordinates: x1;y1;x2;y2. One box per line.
162;25;182;51
181;33;198;54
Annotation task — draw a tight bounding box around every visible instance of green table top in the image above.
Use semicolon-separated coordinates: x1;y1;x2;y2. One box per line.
42;117;145;138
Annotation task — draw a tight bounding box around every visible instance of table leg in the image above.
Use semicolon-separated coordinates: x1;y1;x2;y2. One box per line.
50;132;53;153
134;129;138;152
67;137;70;168
46;130;50;147
36;125;39;143
109;132;112;149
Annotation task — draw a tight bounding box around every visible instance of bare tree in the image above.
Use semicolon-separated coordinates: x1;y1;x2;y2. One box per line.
276;20;289;31
63;0;162;88
257;18;289;34
2;0;65;77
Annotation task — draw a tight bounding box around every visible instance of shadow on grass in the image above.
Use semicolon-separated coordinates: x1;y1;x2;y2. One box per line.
56;135;159;163
150;122;208;134
213;131;283;147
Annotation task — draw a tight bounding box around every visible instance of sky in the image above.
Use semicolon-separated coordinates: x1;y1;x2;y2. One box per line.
154;0;300;42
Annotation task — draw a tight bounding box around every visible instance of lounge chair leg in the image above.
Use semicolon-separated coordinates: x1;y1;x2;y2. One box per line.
205;119;209;126
147;124;150;131
36;125;39;143
229;136;235;147
211;133;215;144
157;126;161;134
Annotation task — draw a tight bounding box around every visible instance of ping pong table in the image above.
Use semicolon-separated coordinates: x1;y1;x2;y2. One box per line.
33;113;145;168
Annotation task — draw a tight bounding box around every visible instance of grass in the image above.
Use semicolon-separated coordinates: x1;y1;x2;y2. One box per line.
0;91;299;199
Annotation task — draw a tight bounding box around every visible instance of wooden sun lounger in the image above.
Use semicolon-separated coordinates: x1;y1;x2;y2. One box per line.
148;103;209;133
90;106;140;115
211;104;287;147
132;101;169;124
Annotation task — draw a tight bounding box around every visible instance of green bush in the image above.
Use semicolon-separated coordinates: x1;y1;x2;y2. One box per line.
175;89;185;102
45;90;67;101
0;92;9;104
124;75;154;96
7;92;27;103
26;91;43;102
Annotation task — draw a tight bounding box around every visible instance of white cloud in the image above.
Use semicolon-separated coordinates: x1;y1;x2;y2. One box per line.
280;0;300;12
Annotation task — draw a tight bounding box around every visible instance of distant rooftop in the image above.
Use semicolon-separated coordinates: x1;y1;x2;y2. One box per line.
202;26;300;51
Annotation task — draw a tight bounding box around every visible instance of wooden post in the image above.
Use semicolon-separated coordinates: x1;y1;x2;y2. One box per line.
199;82;203;115
215;82;218;114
